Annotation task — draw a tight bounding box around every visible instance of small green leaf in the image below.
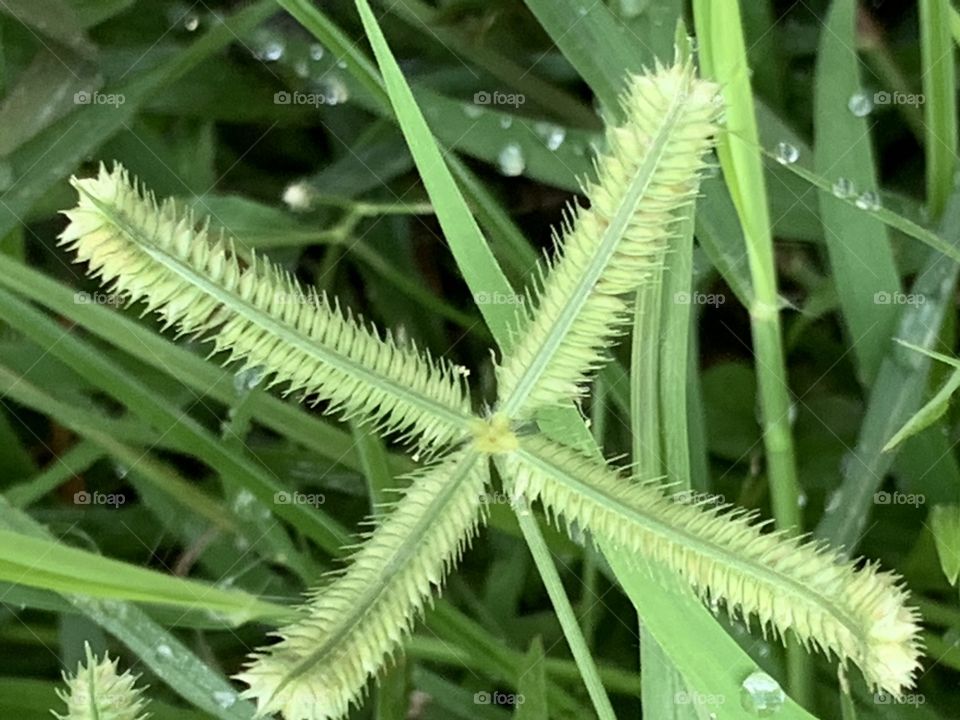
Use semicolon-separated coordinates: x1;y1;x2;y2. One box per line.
930;505;960;586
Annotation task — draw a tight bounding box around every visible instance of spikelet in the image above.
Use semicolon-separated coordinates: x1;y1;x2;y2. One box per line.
504;434;922;694
496;60;722;417
236;451;489;720
58;164;473;453
54;642;149;720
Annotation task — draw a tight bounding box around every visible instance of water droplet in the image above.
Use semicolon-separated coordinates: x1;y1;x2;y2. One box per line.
855;190;881;211
847;91;873;117
213;690;237;709
775;141;799;165
252;29;285;62
497;143;525;177
283;182;314;212
234;365;265;393
294;59;309;78
463;103;482;119
113;462;129;480
336;59;347;69
309;43;325;61
832;177;856;199
499;115;513;129
316;77;349;105
156;644;174;659
233;490;257;515
183;12;200;32
797;492;808;509
740;671;785;716
545;126;566;151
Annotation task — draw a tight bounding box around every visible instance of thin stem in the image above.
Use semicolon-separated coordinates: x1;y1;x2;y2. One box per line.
511;495;617;720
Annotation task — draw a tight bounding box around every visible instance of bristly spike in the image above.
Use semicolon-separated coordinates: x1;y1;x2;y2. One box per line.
496;60;722;417
54;642;150;720
503;434;922;696
58;164;474;454
236;451;490;720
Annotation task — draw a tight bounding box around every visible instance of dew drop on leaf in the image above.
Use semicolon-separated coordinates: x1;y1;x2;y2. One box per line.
847;91;874;117
183;12;200;32
832;177;855;199
463;104;482;119
740;671;785;716
499;115;513;129
546;126;566;151
775;141;799;165
213;690;237;709
252;29;285;62
156;644;174;659
234;365;265;393
855;191;881;211
497;143;525;177
309;43;324;61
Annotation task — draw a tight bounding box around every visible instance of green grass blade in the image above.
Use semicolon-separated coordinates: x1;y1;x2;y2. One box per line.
814;0;901;385
0;528;289;623
352;0;518;343
920;0;958;216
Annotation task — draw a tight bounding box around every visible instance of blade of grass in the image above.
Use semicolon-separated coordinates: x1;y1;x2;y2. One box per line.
0;528;290;623
920;0;958;217
693;0;808;705
814;0;901;385
4;440;101;508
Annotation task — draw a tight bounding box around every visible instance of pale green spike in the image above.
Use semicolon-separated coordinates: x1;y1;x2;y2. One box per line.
58;164;473;453
236;451;489;720
496;61;723;417
54;642;150;720
502;434;922;695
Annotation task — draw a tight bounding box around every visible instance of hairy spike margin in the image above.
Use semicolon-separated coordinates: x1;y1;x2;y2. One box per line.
58;164;474;453
503;434;922;694
54;642;150;720
236;450;489;720
496;60;722;417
